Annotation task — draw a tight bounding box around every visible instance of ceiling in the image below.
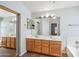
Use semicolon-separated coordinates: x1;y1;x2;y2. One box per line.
0;9;16;18
22;1;79;13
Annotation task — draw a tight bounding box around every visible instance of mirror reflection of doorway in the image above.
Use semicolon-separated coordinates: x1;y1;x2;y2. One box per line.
37;22;41;35
51;23;57;35
0;5;20;57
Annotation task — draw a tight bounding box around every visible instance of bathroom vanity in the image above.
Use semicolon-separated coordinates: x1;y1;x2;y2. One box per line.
26;37;62;57
2;37;16;49
26;15;61;56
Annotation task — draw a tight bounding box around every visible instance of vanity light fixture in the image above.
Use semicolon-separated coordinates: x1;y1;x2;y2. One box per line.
35;14;56;19
39;16;42;19
41;15;44;18
53;16;56;19
46;14;49;18
35;17;39;19
51;14;54;17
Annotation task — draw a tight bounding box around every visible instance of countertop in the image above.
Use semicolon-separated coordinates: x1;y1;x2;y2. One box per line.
26;36;61;41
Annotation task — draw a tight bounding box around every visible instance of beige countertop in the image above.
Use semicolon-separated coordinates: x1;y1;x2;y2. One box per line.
26;36;61;41
1;36;16;37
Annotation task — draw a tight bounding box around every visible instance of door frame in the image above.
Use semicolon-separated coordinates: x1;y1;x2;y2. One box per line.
0;5;20;56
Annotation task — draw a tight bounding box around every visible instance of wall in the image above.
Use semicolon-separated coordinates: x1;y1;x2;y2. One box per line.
26;19;40;37
0;1;31;56
41;18;50;35
1;16;16;37
32;6;79;50
0;17;3;37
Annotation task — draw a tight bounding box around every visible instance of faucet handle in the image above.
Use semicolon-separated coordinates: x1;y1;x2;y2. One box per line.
75;41;79;44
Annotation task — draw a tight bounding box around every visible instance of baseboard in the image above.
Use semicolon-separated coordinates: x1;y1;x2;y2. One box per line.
19;50;27;57
15;53;19;57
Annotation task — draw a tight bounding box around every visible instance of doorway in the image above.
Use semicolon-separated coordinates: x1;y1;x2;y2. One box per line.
51;23;57;35
0;5;20;57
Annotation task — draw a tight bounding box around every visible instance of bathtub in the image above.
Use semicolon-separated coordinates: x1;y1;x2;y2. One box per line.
67;46;79;57
67;37;79;57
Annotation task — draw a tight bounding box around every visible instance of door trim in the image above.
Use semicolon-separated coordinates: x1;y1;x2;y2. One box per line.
0;5;20;56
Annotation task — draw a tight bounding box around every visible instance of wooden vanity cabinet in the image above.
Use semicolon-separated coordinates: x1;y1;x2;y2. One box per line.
6;37;11;48
41;40;50;54
50;41;62;56
26;39;34;52
2;37;16;49
26;38;61;56
11;37;16;49
2;37;7;47
34;39;41;53
14;37;16;49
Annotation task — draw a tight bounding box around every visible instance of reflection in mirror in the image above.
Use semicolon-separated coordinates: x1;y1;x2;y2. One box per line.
27;19;35;29
29;16;60;37
49;17;60;36
51;23;57;35
37;22;41;35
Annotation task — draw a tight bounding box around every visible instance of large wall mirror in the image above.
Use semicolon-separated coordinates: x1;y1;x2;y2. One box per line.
27;16;60;36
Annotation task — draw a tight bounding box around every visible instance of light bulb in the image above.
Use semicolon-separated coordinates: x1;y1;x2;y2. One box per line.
46;14;49;18
41;15;44;18
51;14;54;17
53;16;56;19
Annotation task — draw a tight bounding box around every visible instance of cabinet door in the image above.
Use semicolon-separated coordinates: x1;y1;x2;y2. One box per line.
34;45;41;53
14;37;16;49
0;38;2;47
34;40;41;53
27;39;34;51
50;44;61;56
11;37;15;48
2;37;7;47
42;40;49;47
42;46;49;54
41;40;49;54
6;37;11;48
35;40;41;46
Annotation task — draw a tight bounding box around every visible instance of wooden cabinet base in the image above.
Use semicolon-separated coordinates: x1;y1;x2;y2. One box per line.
27;51;61;57
50;41;62;56
42;46;49;54
26;38;62;57
34;45;41;53
2;37;16;49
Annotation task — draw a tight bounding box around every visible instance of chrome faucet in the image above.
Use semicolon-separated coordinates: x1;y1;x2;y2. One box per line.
50;35;52;38
35;35;38;37
75;41;79;44
75;41;79;48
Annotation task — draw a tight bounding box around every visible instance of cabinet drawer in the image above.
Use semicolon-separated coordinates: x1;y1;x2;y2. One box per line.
14;40;16;49
11;38;15;48
27;39;34;46
35;40;41;46
27;45;34;51
42;46;49;54
50;44;61;56
27;39;34;51
27;39;34;42
14;37;16;48
6;37;11;47
34;45;41;53
2;37;7;47
50;41;61;45
50;45;60;50
42;40;49;47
